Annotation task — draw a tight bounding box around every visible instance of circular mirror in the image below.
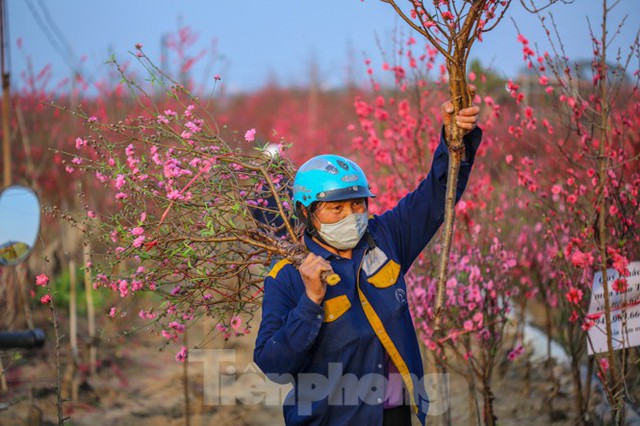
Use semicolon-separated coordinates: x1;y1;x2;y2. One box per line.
0;186;41;266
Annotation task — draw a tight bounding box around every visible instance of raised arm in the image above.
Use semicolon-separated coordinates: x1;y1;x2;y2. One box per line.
374;125;482;271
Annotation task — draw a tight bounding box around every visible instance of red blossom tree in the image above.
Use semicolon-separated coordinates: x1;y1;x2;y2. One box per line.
375;0;522;332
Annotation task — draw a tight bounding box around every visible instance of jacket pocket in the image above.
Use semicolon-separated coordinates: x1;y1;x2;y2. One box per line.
314;295;359;355
323;294;351;323
367;259;401;288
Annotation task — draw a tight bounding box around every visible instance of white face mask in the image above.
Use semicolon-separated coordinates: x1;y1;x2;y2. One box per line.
316;212;368;250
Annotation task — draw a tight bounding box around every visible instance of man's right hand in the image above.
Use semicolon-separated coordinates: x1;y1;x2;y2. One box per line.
299;253;332;305
441;84;479;142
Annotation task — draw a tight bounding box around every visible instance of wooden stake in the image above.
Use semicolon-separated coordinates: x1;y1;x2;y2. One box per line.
83;240;97;376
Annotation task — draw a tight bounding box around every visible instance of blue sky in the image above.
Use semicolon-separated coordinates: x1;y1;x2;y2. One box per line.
8;1;640;93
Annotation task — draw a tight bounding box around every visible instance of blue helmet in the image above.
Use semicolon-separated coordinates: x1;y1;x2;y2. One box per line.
293;154;375;208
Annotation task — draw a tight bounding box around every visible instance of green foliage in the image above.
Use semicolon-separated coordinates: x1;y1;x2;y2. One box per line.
469;59;507;100
45;267;109;315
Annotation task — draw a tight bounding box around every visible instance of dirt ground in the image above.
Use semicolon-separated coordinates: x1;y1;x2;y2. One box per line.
0;312;617;426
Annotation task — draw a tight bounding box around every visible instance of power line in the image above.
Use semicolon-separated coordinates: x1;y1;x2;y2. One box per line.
25;0;81;77
36;0;77;66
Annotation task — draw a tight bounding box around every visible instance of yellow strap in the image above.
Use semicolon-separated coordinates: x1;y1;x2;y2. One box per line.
357;285;418;414
267;258;292;279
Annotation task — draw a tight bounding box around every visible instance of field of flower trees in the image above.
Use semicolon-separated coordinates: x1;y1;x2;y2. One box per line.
1;1;639;425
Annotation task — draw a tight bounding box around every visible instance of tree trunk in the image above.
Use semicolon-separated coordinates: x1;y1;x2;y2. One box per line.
570;354;586;425
481;377;496;426
595;1;625;422
466;366;481;426
433;58;471;333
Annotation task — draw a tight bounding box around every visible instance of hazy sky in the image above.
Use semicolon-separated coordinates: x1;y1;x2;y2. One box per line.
8;1;640;93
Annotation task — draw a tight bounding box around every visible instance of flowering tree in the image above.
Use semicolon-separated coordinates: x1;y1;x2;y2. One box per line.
506;1;640;421
4;28;363;422
375;0;515;331
8;4;638;423
58;48;351;357
350;34;521;424
10;22;359;360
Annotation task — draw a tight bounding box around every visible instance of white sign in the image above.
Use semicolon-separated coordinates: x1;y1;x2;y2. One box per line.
587;261;640;355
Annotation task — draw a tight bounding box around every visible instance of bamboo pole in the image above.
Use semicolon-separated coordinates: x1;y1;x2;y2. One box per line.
83;239;97;376
0;269;14;392
183;330;191;426
17;264;35;329
68;257;79;402
69;258;78;360
0;358;7;392
0;0;11;189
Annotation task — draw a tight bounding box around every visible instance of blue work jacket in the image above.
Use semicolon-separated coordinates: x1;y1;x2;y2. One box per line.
254;127;482;425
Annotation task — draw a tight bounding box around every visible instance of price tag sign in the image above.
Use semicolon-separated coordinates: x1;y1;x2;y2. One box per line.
587;261;640;355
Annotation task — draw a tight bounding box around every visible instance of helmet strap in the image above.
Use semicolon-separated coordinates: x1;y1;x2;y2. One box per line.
299;204;332;247
307;225;329;247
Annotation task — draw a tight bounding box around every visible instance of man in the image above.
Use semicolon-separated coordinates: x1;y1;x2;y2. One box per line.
254;98;481;425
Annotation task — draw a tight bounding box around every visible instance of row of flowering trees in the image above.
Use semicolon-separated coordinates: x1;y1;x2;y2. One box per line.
3;3;638;425
509;13;640;422
350;32;521;424
348;1;639;422
5;27;363;418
